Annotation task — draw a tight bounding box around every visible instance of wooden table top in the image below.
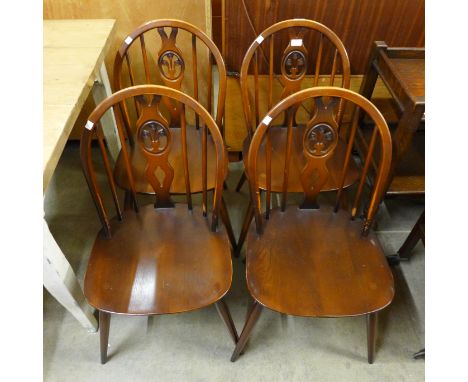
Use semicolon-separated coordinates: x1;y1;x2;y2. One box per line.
43;19;116;192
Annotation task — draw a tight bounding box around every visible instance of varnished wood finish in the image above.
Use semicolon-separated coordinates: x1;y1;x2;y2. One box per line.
367;312;377;364
245;207;394;317
240;19;351;138
234;87;393;362
81;86;237;360
230;301;263;362
242;127;358;192
357;41;425;196
114;127;223;194
112;19;227;194
223;0;424;74
99;310;111;364
236;19;358;249
85;205;232;314
215;299;239;345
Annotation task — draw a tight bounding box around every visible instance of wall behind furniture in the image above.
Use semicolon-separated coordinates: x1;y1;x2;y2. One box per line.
44;0;211;138
222;0;424;74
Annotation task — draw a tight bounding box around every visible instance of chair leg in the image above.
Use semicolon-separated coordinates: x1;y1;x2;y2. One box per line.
397;211;425;260
99;310;111;364
235;171;247;192
124;190;133;211
215;298;239;345
231;301;263;362
367;312;377;364
220;197;238;252
235;200;254;257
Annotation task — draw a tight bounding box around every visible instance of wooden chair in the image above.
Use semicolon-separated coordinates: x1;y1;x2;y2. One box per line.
230;87;394;363
235;19;358;254
111;19;236;250
80;85;238;363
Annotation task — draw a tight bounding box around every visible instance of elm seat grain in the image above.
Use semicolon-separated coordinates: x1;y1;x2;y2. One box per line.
231;87;393;364
245;206;394;317
81;85;238;363
85;205;232;315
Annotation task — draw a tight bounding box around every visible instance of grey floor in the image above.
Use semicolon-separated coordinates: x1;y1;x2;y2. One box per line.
44;143;424;381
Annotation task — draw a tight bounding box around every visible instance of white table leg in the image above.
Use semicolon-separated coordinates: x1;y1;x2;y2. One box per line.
92;62;121;162
43;220;98;332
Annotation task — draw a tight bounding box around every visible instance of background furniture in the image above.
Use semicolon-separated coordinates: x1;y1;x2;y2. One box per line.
357;41;425;196
81;85;237;363
43;0;213;140
212;0;425;155
234;19;359;254
43;19;117;331
231;87;394;364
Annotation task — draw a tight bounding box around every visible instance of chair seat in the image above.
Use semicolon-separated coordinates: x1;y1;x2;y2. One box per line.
245;206;394;317
242;125;359;192
114;126;223;194
84;204;232;315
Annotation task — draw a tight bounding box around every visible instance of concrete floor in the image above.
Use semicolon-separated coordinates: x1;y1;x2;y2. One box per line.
44;143;424;381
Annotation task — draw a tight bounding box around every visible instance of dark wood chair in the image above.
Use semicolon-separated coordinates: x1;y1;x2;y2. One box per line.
235;19;359;254
111;19;236;250
80;85;238;363
230;87;394;364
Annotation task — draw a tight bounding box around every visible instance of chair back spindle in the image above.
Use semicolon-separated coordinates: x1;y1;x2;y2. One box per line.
81;85;226;237
247;87;391;237
240;19;351;140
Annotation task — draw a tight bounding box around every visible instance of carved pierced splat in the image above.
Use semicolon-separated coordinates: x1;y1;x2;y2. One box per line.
135;95;175;208
280;29;308;100
280;29;308;126
157;27;185;126
158;50;184;81
305;123;337;157
300;97;339;209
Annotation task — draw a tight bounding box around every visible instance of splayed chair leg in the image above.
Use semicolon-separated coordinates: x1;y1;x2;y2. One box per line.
99;310;111;364
367;312;377;364
215;298;239;345
235;171;247;192
236;200;254;257
220;197;238;252
231;301;263;362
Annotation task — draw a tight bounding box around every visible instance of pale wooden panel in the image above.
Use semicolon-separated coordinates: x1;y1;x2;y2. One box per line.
43;19;117;190
44;0;212;138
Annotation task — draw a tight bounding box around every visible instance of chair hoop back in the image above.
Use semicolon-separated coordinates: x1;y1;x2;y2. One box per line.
247;86;391;236
113;19;227;135
240;19;351;139
80;85;226;238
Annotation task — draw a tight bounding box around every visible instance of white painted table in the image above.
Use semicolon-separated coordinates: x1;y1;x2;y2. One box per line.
43;19;119;331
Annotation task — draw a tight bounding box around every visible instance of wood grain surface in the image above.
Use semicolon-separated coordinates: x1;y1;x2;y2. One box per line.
223;0;424;74
44;0;212;139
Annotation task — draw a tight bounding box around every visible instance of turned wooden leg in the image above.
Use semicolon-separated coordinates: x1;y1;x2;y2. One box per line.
367;312;377;364
236;200;254;257
220;197;238;252
215;298;239;345
231;301;263;362
235;171;247;192
99;310;111;364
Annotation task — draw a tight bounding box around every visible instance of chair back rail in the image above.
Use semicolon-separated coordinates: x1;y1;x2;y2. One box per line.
240;19;351;140
247;87;391;236
113;19;227;137
80;85;226;238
